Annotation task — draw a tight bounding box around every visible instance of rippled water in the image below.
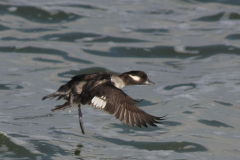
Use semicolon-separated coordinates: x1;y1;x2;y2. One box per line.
1;0;240;159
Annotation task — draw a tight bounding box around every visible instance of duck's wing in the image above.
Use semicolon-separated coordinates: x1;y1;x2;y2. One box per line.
81;82;165;128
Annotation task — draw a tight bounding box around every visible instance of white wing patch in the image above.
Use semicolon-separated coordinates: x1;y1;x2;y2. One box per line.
129;74;140;81
91;96;106;109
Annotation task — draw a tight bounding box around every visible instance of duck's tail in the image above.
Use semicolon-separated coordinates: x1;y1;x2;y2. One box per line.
42;85;70;101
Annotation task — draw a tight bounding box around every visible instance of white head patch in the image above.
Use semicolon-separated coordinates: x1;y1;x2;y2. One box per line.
129;74;141;81
91;96;106;109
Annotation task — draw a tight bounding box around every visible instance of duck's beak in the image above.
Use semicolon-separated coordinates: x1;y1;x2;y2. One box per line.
145;79;155;85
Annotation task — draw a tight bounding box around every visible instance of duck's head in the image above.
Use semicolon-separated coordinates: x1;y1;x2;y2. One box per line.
121;70;155;86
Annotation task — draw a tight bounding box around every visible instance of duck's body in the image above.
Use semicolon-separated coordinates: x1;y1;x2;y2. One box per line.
42;71;164;134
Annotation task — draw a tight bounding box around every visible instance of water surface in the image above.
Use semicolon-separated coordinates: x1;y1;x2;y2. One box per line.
0;0;240;159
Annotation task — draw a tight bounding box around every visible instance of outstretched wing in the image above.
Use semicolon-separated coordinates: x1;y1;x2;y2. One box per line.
81;82;164;128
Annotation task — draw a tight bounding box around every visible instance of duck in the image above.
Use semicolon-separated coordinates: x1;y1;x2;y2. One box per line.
42;70;164;134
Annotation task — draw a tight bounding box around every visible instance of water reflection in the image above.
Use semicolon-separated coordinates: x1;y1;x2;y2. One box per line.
198;119;234;128
33;57;63;64
1;37;36;41
164;83;196;90
225;34;240;40
190;0;240;5
0;5;82;23
53;3;106;10
0;46;92;64
135;99;157;107
162;121;182;127
110;123;163;134
17;28;57;33
183;111;194;114
0;133;39;159
41;32;146;43
13;114;54;120
193;12;224;22
96;136;208;152
214;101;233;107
0;24;10;31
83;45;240;59
74;144;83;156
0;84;24;90
134;28;169;33
229;12;240;20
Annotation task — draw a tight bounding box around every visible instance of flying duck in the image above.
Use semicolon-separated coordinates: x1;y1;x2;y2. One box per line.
42;70;164;134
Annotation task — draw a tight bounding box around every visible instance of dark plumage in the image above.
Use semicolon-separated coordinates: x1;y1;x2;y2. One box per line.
42;70;165;134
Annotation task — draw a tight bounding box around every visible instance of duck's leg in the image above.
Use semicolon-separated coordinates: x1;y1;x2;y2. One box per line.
51;93;73;111
78;104;85;135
